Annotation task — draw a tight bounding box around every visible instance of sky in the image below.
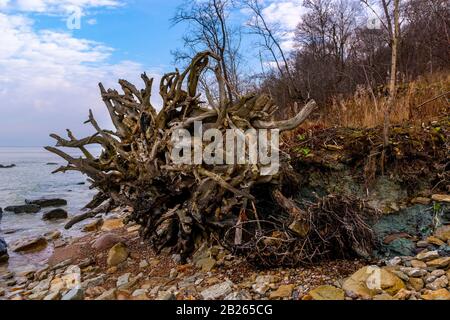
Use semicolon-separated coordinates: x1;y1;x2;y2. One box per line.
0;0;307;146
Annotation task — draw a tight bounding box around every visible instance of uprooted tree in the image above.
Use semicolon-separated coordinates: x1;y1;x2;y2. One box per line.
46;52;377;267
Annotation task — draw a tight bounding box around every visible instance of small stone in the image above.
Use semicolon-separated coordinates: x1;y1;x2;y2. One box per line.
410;260;427;268
309;285;345;300
408;278;424;291
224;290;252;300
156;291;176;300
393;288;412;300
416;250;440;261
44;230;61;241
416;241;430;248
421;288;450;300
62;288;84;300
426;257;450;268
400;267;427;278
201;281;233;300
196;257;216;272
95;288;117;300
426;276;448;290
92;233;124;251
107;243;129;267
431;194;450;203
101;218;124;232
43;290;61;300
386;257;402;266
139;260;149;269
269;284;294;300
132;289;147;297
431;270;446;277
116;273;131;288
427;236;445;246
411;197;431;205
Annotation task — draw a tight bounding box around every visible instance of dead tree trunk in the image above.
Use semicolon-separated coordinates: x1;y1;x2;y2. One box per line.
46;52;318;260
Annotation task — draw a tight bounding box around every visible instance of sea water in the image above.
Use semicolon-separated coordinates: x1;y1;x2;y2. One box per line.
0;147;99;271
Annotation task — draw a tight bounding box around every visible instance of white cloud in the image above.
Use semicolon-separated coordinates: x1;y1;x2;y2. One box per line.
0;12;161;146
4;0;122;13
262;0;306;31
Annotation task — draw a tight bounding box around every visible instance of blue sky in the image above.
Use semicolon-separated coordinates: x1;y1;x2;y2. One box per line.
0;0;307;146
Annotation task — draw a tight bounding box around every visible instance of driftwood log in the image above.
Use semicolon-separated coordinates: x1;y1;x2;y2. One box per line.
46;52;374;265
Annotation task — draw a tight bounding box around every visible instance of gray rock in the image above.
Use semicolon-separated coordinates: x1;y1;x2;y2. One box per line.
26;198;67;208
201;281;233;300
0;164;15;169
42;209;68;221
116;273;130;287
5;204;41;214
95;288;116;300
0;237;7;256
62;288;84;300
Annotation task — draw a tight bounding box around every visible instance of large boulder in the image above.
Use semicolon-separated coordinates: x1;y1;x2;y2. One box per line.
26;198;67;208
42;209;68;221
4;204;41;214
342;266;405;299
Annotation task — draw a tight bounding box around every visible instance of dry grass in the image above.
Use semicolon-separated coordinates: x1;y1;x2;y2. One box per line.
314;72;449;129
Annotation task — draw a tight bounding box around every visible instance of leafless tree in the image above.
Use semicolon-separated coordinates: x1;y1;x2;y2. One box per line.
172;0;243;109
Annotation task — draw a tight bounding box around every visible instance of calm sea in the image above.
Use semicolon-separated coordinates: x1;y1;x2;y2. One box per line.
0;147;99;271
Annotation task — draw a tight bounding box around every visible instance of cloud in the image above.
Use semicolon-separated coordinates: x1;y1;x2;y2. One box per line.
0;12;161;146
4;0;122;13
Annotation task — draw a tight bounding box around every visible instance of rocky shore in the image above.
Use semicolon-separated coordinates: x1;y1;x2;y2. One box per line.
1;194;449;301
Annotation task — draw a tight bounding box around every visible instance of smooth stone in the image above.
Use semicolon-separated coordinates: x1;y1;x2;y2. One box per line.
92;233;123;251
26;198;67;208
408;278;424;291
62;288;84;300
410;260;427;268
116;273;131;287
432;194;450;203
309;285;345;300
42;209;68;221
269;284;295;300
107;243;129;267
416;250;440;261
421;288;450;300
426;257;450;268
342;266;405;299
5;204;41;214
427;236;445;246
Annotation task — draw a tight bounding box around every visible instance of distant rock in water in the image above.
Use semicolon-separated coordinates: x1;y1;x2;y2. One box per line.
0;207;2;223
46;162;58;166
4;204;41;214
25;198;67;208
0;164;15;169
0;237;8;263
42;209;68;221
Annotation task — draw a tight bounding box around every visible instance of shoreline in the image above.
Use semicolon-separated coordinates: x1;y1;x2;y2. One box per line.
1;201;450;300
